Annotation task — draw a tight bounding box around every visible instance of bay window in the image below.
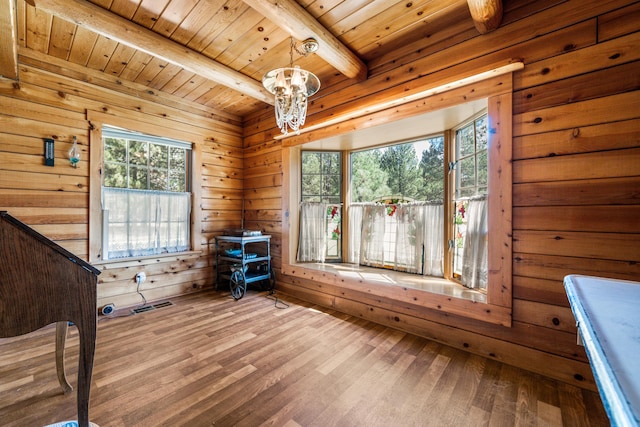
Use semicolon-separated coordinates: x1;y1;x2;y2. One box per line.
297;112;488;289
283;85;513;326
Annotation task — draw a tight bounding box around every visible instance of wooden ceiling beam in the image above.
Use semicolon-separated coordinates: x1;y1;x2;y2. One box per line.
0;0;19;80
243;0;368;81
30;0;274;105
467;0;503;34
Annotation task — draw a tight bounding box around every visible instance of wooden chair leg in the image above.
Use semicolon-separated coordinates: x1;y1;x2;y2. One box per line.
55;321;73;394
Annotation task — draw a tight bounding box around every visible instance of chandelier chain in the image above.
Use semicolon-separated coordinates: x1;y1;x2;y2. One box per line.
289;37;295;67
291;36;313;61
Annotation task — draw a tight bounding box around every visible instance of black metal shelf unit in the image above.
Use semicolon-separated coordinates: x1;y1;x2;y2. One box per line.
215;234;273;300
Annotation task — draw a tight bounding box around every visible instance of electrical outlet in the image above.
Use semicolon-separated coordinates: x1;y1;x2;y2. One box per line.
101;304;115;315
136;272;146;284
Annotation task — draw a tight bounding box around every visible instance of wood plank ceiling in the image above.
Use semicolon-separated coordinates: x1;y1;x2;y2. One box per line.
3;0;502;118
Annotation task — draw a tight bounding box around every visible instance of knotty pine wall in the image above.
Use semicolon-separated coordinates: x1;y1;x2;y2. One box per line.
0;49;244;310
0;0;638;392
243;0;640;390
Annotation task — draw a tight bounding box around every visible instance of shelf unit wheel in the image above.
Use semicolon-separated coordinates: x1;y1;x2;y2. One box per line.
230;270;246;300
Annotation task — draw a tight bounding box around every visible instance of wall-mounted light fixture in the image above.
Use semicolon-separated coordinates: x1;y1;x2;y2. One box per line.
68;136;81;167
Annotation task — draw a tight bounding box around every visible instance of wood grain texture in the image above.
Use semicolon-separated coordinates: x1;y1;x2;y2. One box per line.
0;62;242;309
242;0;368;80
0;290;609;427
0;212;99;427
467;0;503;34
0;0;18;79
32;0;272;104
244;0;640;393
0;0;638;401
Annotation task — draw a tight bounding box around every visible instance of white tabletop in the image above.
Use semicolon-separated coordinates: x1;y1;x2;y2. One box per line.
564;275;640;427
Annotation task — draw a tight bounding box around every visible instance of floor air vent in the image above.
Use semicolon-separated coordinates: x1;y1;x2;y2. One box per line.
131;301;174;314
131;306;154;314
153;301;173;309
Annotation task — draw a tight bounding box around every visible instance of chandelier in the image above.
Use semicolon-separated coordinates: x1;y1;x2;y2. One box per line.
262;37;320;135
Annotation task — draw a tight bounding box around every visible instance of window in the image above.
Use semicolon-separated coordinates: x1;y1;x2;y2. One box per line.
451;114;488;288
295;111;489;286
343;117;486;286
454;115;488;199
283;89;513;326
101;126;192;260
299;151;342;261
350;137;445;274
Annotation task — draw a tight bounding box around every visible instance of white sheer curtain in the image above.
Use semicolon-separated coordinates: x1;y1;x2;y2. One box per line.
302;199;446;276
395;203;422;273
103;187;190;259
359;203;387;268
356;202;444;276
297;202;327;262
347;203;364;263
461;197;488;289
421;203;444;276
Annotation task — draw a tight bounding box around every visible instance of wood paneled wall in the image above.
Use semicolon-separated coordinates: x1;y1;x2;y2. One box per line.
0;48;244;310
243;0;640;390
0;0;638;393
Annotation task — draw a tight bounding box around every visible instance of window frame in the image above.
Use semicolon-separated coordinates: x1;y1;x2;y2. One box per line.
300;150;343;261
102;126;192;192
88;112;203;264
100;126;193;260
281;80;513;327
302;115;487;281
449;111;488;282
452;112;488;200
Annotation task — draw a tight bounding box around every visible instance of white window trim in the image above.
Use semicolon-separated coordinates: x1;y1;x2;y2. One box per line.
88;111;203;264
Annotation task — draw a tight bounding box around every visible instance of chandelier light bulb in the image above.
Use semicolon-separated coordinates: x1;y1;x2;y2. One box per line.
275;70;286;90
290;66;304;91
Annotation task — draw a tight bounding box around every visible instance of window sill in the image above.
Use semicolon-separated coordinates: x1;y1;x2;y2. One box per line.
282;262;511;326
290;262;486;301
92;250;203;268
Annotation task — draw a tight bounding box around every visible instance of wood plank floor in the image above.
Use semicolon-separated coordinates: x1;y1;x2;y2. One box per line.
0;289;609;426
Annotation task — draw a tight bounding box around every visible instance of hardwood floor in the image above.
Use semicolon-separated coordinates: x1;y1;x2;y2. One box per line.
0;289;608;426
